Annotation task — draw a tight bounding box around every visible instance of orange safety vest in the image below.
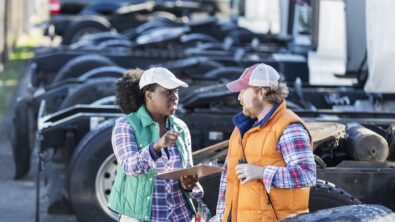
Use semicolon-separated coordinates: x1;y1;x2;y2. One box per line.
223;102;312;222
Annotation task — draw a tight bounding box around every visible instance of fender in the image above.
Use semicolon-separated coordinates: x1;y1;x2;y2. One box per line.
79;2;124;16
67;14;112;30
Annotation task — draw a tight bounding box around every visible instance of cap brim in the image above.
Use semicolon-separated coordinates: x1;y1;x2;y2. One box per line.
226;79;249;92
158;77;188;89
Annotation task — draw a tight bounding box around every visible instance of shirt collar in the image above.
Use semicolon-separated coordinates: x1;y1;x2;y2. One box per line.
232;102;283;137
253;102;281;127
137;105;174;129
136;105;155;128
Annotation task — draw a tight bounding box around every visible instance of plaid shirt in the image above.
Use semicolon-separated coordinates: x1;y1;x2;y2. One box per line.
211;122;316;222
112;117;203;222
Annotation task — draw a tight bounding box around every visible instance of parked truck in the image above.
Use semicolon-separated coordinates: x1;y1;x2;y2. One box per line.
10;0;395;221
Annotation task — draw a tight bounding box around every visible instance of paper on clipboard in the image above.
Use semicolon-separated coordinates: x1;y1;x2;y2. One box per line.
157;164;223;180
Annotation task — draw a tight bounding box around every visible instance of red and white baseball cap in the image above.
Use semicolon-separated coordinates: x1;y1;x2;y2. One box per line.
226;63;280;92
139;67;188;89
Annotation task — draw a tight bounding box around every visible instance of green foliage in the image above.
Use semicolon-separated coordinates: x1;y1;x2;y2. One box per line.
0;34;40;118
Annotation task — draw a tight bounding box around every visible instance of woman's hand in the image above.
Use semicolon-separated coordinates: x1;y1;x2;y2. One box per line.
154;131;180;152
180;175;198;191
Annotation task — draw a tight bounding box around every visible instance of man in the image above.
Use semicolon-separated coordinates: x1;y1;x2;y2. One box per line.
211;63;316;222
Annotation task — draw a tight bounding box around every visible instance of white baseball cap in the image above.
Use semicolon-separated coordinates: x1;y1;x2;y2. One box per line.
139;67;188;89
226;63;280;92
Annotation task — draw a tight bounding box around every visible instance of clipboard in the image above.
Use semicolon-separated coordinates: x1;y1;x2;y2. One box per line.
157;164;223;180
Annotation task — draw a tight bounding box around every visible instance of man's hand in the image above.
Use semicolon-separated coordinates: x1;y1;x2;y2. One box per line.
180;175;198;191
235;164;264;184
154;131;180;152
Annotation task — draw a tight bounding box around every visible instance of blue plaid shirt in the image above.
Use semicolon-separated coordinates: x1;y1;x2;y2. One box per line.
112;117;204;222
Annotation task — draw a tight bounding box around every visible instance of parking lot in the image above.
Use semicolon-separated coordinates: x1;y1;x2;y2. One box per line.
0;130;76;222
0;62;76;221
2;0;395;222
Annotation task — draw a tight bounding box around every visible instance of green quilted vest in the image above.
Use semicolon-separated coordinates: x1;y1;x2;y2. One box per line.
108;105;195;221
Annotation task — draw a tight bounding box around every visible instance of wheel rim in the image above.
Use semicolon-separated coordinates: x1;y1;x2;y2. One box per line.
95;153;118;220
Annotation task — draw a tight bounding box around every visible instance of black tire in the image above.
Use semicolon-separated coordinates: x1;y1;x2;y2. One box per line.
280;204;394;221
53;55;115;84
62;15;112;45
67;120;117;222
77;66;126;81
11;99;31;179
59;78;117;110
309;179;361;212
201;177;361;216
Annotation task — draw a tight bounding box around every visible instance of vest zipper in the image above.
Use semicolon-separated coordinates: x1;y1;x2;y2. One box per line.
227;206;232;222
265;191;279;221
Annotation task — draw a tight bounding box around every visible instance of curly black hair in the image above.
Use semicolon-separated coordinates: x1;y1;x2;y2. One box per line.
115;68;157;114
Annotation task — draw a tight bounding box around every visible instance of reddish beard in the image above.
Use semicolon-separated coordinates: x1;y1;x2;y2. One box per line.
241;97;262;119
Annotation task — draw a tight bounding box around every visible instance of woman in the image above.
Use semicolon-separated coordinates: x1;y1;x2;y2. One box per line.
108;67;204;222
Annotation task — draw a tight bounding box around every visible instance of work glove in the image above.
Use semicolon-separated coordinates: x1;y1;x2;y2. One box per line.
235;163;264;184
